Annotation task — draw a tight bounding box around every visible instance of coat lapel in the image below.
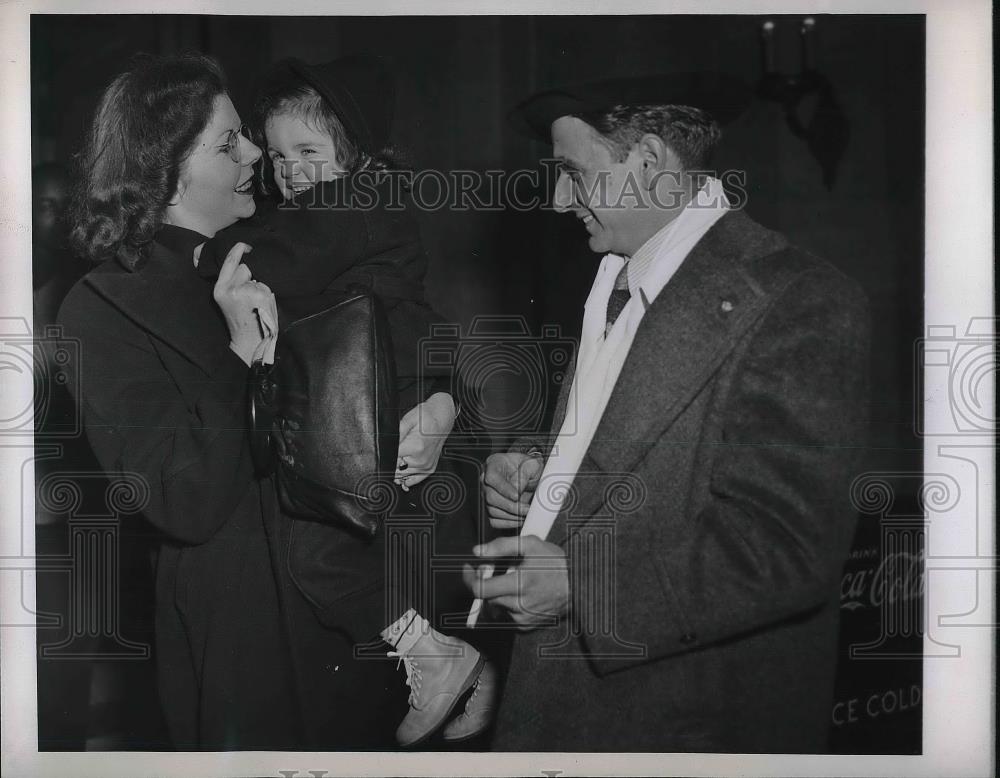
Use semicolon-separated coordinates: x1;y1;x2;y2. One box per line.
85;241;230;376
550;210;789;543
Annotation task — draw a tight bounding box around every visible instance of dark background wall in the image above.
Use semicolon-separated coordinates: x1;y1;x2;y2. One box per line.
31;13;924;753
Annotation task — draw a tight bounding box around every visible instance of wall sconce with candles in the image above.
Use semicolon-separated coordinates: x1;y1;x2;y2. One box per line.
757;17;850;190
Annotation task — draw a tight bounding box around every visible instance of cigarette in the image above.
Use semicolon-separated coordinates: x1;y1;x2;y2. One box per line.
466;563;496;628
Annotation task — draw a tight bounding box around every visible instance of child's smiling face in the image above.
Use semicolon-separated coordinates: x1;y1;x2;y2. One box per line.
265;113;346;199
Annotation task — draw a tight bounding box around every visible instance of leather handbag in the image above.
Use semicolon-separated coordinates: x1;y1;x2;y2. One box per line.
249;286;399;537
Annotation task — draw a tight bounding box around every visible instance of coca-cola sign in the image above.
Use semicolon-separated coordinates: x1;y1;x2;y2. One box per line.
841;550;924;611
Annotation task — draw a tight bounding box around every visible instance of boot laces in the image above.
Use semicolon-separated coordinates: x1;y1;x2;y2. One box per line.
457;673;482;717
388;651;423;706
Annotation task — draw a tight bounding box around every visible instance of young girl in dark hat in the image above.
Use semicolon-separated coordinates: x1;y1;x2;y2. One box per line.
197;54;497;747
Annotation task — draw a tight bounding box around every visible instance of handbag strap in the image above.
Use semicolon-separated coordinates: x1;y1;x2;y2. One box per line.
325;270;425;303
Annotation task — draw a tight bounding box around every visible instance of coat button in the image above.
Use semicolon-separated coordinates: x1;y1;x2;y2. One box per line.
680;632;697;645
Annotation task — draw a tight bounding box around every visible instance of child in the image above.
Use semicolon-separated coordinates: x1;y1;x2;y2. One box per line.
197;54;495;747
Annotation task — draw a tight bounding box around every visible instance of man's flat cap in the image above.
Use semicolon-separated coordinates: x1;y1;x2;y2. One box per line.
508;72;752;143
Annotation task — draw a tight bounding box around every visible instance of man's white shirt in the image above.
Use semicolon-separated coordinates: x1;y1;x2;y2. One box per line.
519;176;732;541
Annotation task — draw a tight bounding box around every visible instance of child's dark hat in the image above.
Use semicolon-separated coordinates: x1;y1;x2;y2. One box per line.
278;54;395;152
508;72;752;143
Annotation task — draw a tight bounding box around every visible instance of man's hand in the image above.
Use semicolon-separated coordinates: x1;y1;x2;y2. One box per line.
394;392;457;490
463;535;569;631
482;452;544;529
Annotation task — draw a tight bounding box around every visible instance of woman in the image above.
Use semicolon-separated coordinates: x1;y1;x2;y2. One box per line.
58;53;403;750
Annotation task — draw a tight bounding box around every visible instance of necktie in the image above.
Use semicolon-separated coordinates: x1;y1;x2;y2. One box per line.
605;262;631;336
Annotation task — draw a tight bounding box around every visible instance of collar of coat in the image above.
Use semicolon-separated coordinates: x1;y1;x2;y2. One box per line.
83;227;230;376
548;208;802;544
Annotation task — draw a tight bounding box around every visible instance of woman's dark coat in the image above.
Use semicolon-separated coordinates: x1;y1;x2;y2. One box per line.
58;226;405;750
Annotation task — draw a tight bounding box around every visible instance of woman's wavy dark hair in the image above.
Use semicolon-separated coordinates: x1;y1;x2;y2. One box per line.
250;72;409;200
70;53;227;270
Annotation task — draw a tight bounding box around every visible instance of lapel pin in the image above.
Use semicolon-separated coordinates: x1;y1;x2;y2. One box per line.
720;300;734;313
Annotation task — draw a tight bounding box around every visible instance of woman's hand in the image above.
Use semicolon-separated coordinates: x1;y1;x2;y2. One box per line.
394;392;457;490
211;242;274;365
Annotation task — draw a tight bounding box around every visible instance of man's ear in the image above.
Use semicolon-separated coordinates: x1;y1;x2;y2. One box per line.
637;133;681;189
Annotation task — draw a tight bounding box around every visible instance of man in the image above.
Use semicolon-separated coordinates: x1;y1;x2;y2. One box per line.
464;74;870;752
32;161;97;750
32;163;80;331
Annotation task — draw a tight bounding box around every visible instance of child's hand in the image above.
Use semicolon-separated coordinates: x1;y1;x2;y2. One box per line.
394;392;457;491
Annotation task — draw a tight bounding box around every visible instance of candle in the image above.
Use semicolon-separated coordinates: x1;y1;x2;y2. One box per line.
761;20;776;74
801;17;816;71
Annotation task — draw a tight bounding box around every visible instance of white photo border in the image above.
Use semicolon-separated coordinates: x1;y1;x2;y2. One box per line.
1;1;993;776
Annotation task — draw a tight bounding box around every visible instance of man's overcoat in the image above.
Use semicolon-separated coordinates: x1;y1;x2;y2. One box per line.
494;210;870;752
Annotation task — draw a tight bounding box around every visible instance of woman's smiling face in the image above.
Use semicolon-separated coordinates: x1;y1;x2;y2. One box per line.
168;94;262;237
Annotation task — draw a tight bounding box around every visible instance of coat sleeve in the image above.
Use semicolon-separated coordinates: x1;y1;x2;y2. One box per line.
505;351;577;457
58;284;258;546
575;268;871;675
197;186;369;297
